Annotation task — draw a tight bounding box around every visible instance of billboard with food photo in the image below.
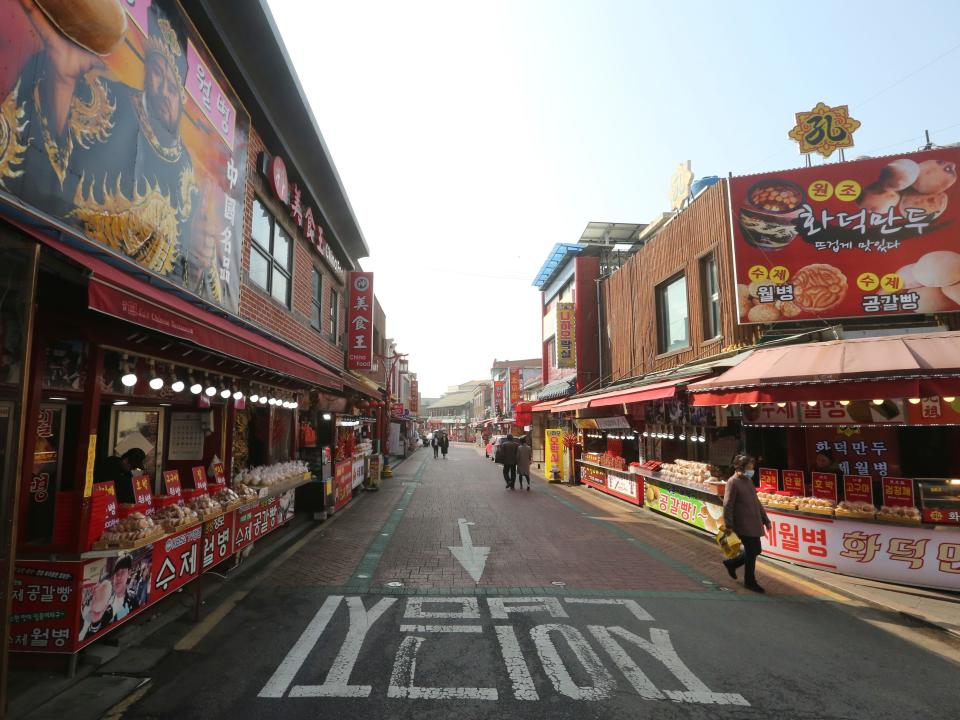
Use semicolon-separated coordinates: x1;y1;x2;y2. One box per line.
730;148;960;324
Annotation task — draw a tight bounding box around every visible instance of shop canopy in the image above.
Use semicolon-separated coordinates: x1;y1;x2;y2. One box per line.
531;399;561;412
551;397;591;412
585;374;710;408
25;220;343;391
688;331;960;405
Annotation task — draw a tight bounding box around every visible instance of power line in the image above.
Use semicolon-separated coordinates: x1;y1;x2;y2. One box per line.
853;40;960;109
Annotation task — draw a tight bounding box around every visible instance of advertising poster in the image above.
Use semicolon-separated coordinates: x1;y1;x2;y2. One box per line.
644;484;725;534
493;381;505;415
334;460;353;511
0;0;250;313
556;302;577;368
78;546;153;649
807;426;899;480
731;148;960;325
346;272;374;369
509;368;522;407
545;429;565;481
201;511;234;572
150;524;201;603
352;458;365;490
763;510;960;591
9;562;80;653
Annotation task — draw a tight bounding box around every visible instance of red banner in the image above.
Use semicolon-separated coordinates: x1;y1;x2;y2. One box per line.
731;147;960;325
782;470;805;495
9;562;80;653
882;477;915;507
811;471;838;501
509;368;522;406
759;467;779;489
843;475;874;504
334;460;353;511
409;378;419;414
494;380;505;415
346;272;374;370
151;525;203;603
201;512;235;572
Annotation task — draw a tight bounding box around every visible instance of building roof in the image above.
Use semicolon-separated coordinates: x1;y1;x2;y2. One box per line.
491;359;541;370
426;390;476;410
537;376;576;401
532;244;583;289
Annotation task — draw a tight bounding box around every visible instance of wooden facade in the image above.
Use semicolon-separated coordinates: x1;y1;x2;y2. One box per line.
601;181;758;382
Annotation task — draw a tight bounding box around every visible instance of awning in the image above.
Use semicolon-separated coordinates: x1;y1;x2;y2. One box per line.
537;376;576;401
30;223;342;391
531;399;560;412
341;373;382;399
551;397;590;412
586;374;710;408
688;331;960;405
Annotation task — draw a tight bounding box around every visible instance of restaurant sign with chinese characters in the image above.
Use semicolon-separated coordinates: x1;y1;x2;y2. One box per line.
731;148;960;325
762;510;960;591
346;272;374;370
788;102;860;158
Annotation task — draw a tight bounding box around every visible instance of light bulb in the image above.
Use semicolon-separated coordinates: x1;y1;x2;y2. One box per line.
642;431;648;437
839;400;850;406
698;435;706;442
250;394;259;402
149;377;164;390
259;396;268;404
121;372;137;387
749;403;758;408
872;399;884;405
268;398;277;406
776;402;786;408
679;434;686;440
807;400;817;407
205;386;217;397
171;380;185;393
233;391;243;401
908;398;921;405
720;404;729;409
190;383;202;394
944;396;956;403
113;400;128;406
220;388;231;399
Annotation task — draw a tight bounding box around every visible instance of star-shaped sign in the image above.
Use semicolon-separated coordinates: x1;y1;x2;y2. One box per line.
788;102;861;158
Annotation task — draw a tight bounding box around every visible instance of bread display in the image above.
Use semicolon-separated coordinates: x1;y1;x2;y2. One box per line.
658;460;719;494
35;0;128;55
214;487;241;510
155;503;199;532
757;492;799;509
796;496;836;514
234;460;309;489
877;505;922;524
188;493;221;519
835;500;877;519
97;512;160;546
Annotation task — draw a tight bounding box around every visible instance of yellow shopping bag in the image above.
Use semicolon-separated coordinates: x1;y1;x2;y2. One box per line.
715;528;743;559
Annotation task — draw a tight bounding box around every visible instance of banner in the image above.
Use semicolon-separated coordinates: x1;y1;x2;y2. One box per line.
334;460;353;511
0;0;249;314
509;368;522;407
346;272;374;369
409;378;419;414
556;302;576;368
494;381;505;416
763;510;959;591
731;148;960;325
644;484;725;534
545;428;565;481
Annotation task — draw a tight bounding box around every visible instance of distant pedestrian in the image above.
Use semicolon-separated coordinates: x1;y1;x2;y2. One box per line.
721;454;771;593
516;436;532;490
498;434;519;489
440;432;449;459
431;434;439;459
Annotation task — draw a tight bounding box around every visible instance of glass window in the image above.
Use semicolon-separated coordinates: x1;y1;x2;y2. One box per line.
546;336;556;368
656;273;689;353
329;288;340;343
701;253;720;339
311;268;322;330
249;198;292;307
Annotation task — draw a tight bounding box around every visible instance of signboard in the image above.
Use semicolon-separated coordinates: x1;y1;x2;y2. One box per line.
409;378;419;414
132;474;154;514
0;0;250;314
645;484;725;534
545;429;565;481
668;160;694;210
763;510;959;591
731;148;960;325
556;303;576;368
782;470;805;495
806;427;899;480
201;511;234;572
843;475;874;504
212;462;226;484
882;477;915;507
743;400;907;426
759;468;779;489
509;368;522;407
787;102;860;158
493;381;505;415
346;272;374;369
334;460;353;511
368;455;382;485
191;466;208;492
163;470;183;500
9;562;80;653
391;403;405;418
352;458;365;490
151;524;202;603
579;465;607;488
811;472;838;502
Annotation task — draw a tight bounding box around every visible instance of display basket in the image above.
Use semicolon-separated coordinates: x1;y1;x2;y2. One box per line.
92;526;165;551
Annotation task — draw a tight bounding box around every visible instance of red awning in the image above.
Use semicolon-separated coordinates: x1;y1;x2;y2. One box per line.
33;228;342;390
531;399;561;412
551;397;590;412
587;374;710;408
341;373;382;399
688;331;960;406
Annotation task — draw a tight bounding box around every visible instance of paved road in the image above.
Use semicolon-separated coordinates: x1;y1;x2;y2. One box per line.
122;445;960;719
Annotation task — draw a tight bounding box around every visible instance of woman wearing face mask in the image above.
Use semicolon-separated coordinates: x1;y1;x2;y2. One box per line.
721;454;771;593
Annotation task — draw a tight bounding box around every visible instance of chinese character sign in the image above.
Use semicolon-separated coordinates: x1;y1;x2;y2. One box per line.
731;148;960;325
788;102;860;158
509;368;522;407
0;0;249;314
493;381;505;416
556;303;577;368
346;272;374;370
409;378;419;414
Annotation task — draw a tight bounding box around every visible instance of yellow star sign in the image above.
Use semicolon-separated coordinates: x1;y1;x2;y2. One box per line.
788;102;861;158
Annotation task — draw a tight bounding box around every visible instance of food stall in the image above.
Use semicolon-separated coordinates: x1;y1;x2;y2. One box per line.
577;417;644;505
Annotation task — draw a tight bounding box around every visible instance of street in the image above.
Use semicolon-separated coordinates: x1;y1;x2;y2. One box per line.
119;445;960;720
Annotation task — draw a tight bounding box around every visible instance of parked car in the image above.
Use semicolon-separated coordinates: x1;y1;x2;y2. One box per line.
486;434;507;460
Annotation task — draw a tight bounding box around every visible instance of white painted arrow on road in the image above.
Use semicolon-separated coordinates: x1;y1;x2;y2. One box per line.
448;518;489;583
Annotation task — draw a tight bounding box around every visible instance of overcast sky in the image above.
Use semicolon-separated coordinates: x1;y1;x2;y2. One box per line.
267;0;960;398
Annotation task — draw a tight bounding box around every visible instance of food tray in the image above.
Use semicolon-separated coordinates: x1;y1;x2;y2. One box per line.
834;510;877;520
160;517;201;533
874;515;922;525
796;506;836;516
220;499;244;514
93;527;165;551
194;507;224;522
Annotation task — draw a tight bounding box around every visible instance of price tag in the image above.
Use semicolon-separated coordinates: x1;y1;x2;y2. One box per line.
843;475;873;504
212;462;226;484
132;474;154;515
811;471;837;501
191;466;208;492
92;481;118;530
759;467;779;489
163;469;182;498
881;476;914;507
782;469;805;495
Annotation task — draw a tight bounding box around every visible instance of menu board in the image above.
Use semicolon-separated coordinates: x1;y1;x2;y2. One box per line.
811;472;838;501
759;468;779;489
843;475;873;504
782;470;805;495
132;474;153;515
191;466;208;492
162;470;183;500
882;477;914;507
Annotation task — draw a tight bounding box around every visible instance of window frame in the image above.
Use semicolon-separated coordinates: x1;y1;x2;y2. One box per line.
249;197;293;308
329;287;340;345
656;272;690;355
310;267;322;331
700;253;721;340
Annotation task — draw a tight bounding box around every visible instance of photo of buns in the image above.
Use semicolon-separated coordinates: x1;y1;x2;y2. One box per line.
912;159;957;194
912;251;960;288
879;158;920;191
792;263;848;312
35;0;128;55
899;189;948;219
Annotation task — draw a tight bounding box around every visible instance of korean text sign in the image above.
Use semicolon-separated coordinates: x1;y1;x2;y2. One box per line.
811;472;838;501
545;429;565;481
0;0;249;314
782;470;805;495
494;381;505;415
556;303;577;368
730;148;960;325
882;477;915;507
346;272;374;370
509;368;522;407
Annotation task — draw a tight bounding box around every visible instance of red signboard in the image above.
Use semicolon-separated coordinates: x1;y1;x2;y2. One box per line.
132;474;153;515
191;466;208;492
163;470;182;500
731;147;960;325
409;378;419;414
346;272;374;370
494;380;505;415
882;477;915;507
268;155;290;204
391;403;405;418
509;368;522;406
9;562;80;653
782;470;805;495
334;461;353;511
811;472;838;501
922;507;960;525
212;462;226;484
759;467;779;489
201;512;235;572
843;475;874;504
151;525;203;602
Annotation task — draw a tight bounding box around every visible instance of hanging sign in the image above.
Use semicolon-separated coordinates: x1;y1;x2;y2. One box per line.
493;381;505;415
881;477;914;507
509;368;522;406
346;272;374;370
556;303;576;368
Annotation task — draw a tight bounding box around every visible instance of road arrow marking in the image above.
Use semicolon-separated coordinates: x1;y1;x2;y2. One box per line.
448;518;489;583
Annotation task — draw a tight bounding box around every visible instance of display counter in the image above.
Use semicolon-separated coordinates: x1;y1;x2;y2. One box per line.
576;459;643;505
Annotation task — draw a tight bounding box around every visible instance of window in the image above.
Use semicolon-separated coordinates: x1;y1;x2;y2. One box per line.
701;253;720;339
545;336;557;368
250;198;292;307
656;273;689;353
329;288;340;344
310;268;322;330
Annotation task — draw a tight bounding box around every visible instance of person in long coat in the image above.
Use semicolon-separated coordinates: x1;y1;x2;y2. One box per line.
516;436;532;490
722;453;771;593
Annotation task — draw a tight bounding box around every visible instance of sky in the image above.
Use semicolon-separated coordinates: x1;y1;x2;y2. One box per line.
266;0;960;398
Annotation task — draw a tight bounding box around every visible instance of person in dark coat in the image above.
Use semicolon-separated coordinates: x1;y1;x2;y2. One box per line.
499;434;519;489
439;432;449;459
722;454;771;593
516;436;532;490
431;433;439;459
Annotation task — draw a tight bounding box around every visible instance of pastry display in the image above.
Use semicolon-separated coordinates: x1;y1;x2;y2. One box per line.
234;482;259;502
155;503;199;532
658;460;719;494
234;460;309;489
835;500;877;519
188;493;222;520
96;512;160;546
796;496;836;514
215;487;242;510
757;492;799;509
792;263;848;313
877;505;922;524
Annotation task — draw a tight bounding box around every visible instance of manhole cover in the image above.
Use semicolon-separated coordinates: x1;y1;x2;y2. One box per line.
551;581;566;586
386;581;404;588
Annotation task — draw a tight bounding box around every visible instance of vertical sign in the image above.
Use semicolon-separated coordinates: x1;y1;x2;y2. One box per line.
83;434;97;497
493;381;505;416
132;475;154;515
759;468;779;489
191;467;208;492
163;470;183;501
811;472;838;501
782;469;805;495
545;429;565;481
409;378;419;414
556;302;577;368
882;477;914;507
346;272;374;370
844;475;873;504
509;368;522;409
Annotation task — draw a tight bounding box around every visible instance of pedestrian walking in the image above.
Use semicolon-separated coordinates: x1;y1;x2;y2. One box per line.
440;432;449;459
516;435;532;490
498;434;519;489
721;454;771;593
431;433;439;459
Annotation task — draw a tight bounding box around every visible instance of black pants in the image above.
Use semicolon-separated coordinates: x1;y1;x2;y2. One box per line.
433;446;439;458
502;463;516;487
728;535;763;585
517;471;530;488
